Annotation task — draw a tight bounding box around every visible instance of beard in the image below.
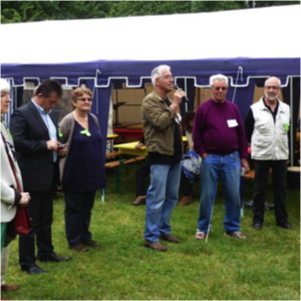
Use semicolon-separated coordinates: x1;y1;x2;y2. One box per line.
265;93;278;101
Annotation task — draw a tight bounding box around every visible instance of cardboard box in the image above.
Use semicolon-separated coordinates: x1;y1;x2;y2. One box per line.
194;87;211;110
118;106;142;124
144;82;153;95
116;89;145;105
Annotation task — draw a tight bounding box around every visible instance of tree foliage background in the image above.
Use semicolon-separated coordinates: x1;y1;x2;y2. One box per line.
1;1;299;24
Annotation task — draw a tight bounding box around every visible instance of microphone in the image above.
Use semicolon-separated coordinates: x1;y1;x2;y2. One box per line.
173;84;189;102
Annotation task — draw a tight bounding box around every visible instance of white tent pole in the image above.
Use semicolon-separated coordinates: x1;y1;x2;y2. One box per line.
231;66;243;103
184;78;188;112
289;76;294;167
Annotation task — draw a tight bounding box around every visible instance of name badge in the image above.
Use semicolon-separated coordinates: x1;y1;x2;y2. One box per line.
227;119;238;128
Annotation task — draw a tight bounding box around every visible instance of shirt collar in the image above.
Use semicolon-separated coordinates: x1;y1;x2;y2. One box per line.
263;97;279;111
31;99;52;115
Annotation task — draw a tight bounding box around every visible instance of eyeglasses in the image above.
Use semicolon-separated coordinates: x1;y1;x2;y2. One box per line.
77;97;93;102
214;87;227;91
265;86;280;90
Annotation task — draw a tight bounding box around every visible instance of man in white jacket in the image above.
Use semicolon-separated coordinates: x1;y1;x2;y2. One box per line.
245;77;293;230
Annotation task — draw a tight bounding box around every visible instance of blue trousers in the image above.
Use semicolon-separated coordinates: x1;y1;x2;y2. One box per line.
197;151;241;233
144;163;181;242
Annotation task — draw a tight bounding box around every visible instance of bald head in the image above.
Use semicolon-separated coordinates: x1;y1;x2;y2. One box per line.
264;77;281;102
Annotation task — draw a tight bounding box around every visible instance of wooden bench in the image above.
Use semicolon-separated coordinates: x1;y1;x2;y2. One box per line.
105;156;146;169
105;155;146;193
105;151;120;160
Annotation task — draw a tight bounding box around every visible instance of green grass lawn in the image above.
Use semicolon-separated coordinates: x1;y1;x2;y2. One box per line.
3;166;300;300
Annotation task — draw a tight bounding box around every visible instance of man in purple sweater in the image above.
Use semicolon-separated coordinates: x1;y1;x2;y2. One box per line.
193;74;250;240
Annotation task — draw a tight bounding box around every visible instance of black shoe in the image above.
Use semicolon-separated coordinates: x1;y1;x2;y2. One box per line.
21;265;48;275
277;222;293;230
37;253;72;262
253;223;263;230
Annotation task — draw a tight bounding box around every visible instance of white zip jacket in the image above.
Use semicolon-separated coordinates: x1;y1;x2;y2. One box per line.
1;122;23;223
250;98;290;161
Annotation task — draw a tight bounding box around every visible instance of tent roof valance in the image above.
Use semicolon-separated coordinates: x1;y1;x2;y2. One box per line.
3;57;299;88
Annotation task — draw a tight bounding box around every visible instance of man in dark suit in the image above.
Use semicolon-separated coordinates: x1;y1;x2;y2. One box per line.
10;79;72;275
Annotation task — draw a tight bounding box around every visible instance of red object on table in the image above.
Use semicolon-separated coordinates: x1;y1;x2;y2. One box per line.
113;128;143;138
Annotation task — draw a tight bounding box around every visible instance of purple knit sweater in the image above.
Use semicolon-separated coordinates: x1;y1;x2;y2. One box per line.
193;99;248;158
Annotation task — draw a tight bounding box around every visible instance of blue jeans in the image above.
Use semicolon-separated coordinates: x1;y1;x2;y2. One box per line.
197;151;241;233
144;163;181;242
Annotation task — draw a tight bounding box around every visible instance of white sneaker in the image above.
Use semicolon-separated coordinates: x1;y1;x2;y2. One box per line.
195;229;206;240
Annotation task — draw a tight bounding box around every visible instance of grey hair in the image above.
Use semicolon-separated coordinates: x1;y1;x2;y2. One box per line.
264;76;281;87
209;74;229;87
0;78;10;93
151;65;171;86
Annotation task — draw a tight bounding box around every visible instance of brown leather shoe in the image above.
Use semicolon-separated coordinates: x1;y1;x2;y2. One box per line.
132;195;147;206
178;196;193;205
144;240;167;252
160;233;180;243
71;244;89;252
1;284;20;291
83;240;99;247
224;231;246;239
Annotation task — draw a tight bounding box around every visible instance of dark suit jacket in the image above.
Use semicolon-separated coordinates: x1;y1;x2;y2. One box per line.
10;100;59;192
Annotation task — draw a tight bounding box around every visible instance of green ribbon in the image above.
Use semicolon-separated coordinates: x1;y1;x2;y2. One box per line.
58;128;63;138
283;123;290;132
80;129;91;136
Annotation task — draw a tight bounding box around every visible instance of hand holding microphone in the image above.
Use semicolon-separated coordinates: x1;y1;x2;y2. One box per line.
173;84;189;102
169;84;187;117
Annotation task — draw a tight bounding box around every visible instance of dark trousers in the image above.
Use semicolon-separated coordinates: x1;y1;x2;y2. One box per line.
136;164;150;196
253;160;288;225
64;190;96;247
19;188;55;268
180;169;193;196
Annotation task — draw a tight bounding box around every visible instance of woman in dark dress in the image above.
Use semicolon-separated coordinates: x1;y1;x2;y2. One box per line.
59;87;106;252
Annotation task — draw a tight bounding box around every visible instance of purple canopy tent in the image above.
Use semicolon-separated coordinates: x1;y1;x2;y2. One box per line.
1;5;300;164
